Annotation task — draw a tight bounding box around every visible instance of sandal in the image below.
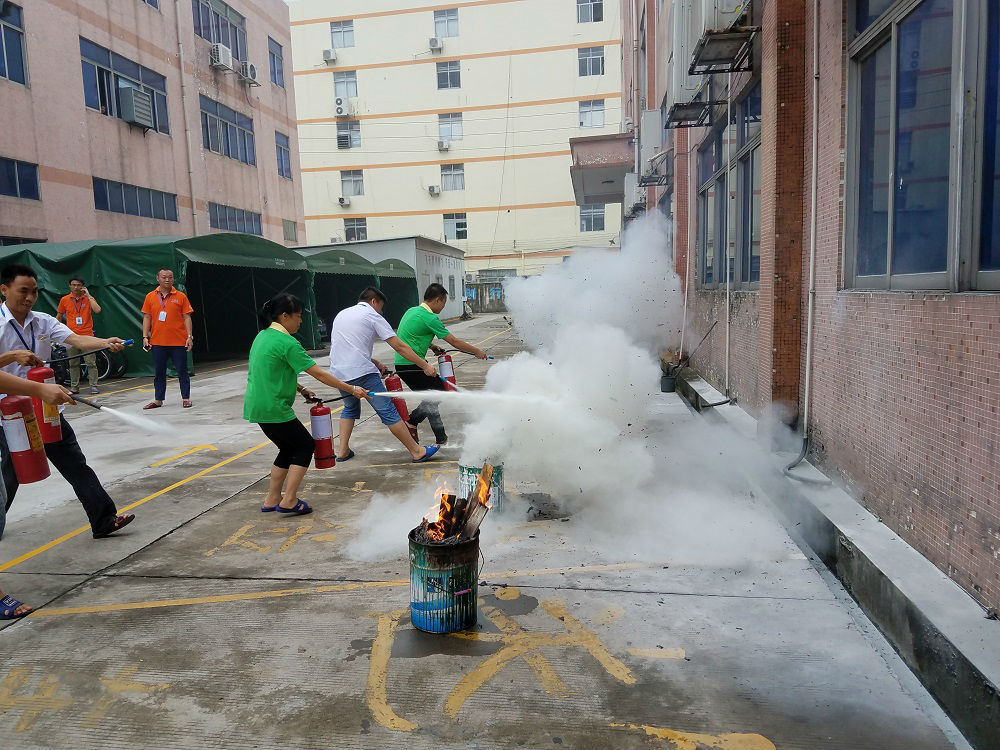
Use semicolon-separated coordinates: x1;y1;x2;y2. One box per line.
1;595;32;620
412;445;440;463
275;499;312;516
336;449;355;462
182;400;193;408
261;504;279;512
93;513;135;539
143;401;162;410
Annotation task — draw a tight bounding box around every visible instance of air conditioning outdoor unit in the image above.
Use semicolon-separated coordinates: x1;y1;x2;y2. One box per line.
429;37;443;51
120;87;155;130
334;97;355;117
437;140;450;152
240;61;260;85
322;48;337;63
210;43;234;70
428;185;442;196
338;196;351;207
336;133;352;149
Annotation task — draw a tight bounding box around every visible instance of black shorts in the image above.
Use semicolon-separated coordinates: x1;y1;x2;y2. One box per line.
396;364;446;393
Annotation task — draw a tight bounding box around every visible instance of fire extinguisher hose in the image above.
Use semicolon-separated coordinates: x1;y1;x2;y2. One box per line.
45;339;135;365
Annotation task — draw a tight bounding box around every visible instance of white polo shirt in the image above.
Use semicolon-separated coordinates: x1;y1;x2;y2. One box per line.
0;302;74;378
328;301;395;381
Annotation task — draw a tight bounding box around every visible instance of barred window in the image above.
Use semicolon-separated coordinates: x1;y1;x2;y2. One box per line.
93;177;178;221
580;204;605;232
437;61;461;89
337;120;361;149
80;38;170;134
340;170;364;197
208;201;262;235
345;218;367;242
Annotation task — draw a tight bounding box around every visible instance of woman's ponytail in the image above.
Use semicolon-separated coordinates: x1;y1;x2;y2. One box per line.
259;293;302;328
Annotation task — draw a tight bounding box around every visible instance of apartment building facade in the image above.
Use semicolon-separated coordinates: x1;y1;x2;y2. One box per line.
289;0;624;278
0;0;304;246
576;0;1000;615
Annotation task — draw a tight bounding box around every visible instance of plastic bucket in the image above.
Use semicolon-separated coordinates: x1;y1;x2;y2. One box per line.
409;528;479;633
458;463;505;512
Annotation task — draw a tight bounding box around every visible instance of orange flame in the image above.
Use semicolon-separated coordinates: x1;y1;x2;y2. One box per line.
423;484;453;541
474;474;492;508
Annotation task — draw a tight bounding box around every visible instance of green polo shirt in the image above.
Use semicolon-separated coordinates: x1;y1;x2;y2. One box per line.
394;303;450;366
243;325;316;423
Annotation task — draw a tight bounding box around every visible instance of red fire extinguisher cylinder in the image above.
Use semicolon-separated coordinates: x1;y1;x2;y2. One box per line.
437;354;458;391
384;373;418;442
1;395;51;484
310;403;336;469
26;366;62;444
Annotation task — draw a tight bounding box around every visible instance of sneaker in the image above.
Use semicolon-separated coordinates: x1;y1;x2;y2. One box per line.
90;387;100;395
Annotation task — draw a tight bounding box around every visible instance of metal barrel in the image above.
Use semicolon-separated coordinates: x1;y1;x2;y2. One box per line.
458;463;505;513
408;528;479;633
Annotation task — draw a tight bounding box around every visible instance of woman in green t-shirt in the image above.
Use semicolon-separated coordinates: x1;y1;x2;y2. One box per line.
244;293;369;516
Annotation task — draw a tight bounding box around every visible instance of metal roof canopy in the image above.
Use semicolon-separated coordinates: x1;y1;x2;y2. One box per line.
665;99;724;129
689;27;758;76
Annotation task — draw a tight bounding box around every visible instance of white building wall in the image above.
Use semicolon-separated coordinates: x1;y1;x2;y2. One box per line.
289;0;623;276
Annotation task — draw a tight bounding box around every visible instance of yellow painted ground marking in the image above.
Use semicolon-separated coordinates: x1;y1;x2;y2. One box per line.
198;471;269;479
29;563;648;618
493;586;521;600
204;517;342;557
593;606;625;627
366;609;418;731
542;600;636;685
277;525;312;553
628;647;686;660
82;667;171;728
150;444;217;467
609;723;775;750
352;481;367;492
0;440;272;572
485;604;569;697
98;362;247;398
0;667;73;732
204;524;268;556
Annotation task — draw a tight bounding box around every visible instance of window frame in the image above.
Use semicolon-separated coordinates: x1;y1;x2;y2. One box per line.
576;0;604;23
200;94;256;166
434;9;459;38
340;169;364;197
578;46;605;77
275;131;292;179
579;99;605;128
208;201;262;235
80;38;170;135
444;212;467;240
437;61;461;89
0;156;40;200
337;120;361;149
330;20;355;48
282;219;297;242
192;0;247;61
92;176;178;221
439;112;464;140
268;37;284;87
0;2;27;86
441;163;465;191
334;70;358;98
579;203;606;232
345;218;367;242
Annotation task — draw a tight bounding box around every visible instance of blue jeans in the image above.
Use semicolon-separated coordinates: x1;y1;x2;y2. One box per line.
152;345;190;401
338;372;400;425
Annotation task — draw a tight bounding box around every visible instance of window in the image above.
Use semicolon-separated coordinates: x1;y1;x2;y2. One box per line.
439;113;463;141
580;204;605;232
275;132;292;179
200;95;255;166
80;39;170;134
448;275;456;297
0;2;26;85
208;201;262;235
578;46;605;77
345;218;367;242
845;0;992;289
334;71;358;98
139;0;159;7
444;213;467;240
340;169;364;197
983;2;1000;273
434;9;459;38
0;236;45;246
330;20;355;48
579;99;605;128
283;219;297;242
0;157;39;200
441;163;465;191
337;120;361;149
437;61;460;89
268;38;284;87
577;0;603;22
93;177;178;221
192;0;247;61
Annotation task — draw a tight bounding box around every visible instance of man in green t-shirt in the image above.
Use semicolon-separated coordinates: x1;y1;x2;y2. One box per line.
395;283;487;444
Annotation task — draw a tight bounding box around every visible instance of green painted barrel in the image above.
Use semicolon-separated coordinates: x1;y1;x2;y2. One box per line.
458;463;505;513
408;528;479;633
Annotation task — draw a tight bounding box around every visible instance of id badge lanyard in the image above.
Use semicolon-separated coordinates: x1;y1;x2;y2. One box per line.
71;295;87;327
156;291;170;323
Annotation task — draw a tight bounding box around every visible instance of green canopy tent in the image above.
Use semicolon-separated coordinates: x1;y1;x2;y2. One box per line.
373;258;418;328
294;247;378;337
0;234;318;376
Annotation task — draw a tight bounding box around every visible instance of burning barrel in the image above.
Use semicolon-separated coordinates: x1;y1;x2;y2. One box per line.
408;528;479;633
458;462;505;513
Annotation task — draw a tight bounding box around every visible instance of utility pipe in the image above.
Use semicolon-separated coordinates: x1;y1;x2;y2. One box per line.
725;68;733;396
174;5;199;231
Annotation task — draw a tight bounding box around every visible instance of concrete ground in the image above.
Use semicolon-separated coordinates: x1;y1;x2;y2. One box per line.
0;313;970;749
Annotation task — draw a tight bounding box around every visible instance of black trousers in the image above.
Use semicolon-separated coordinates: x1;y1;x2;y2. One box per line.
396;364;447;442
0;415;119;533
259;419;315;469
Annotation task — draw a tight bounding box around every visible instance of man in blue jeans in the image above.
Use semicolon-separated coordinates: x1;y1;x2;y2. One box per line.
328;287;440;463
140;268;194;410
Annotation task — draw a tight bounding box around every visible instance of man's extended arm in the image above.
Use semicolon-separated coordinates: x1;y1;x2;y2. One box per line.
385;336;438;376
442;333;487;359
64;334;126;352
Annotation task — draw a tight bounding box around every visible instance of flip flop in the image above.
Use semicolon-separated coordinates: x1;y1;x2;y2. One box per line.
1;595;32;620
142;401;162;410
261;504;279;512
93;514;135;539
182;400;193;408
276;499;312;516
336;449;355;462
412;445;440;463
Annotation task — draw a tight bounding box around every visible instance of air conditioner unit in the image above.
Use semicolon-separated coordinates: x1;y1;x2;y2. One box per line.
119;87;155;130
210;43;234;70
465;273;476;283
334;97;355;117
338;196;351;207
437;140;450;152
322;48;337;63
240;61;260;85
336;133;352;149
429;37;443;51
428;185;442;196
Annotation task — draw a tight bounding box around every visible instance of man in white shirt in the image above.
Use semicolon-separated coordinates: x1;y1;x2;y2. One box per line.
328;287;441;462
0;264;134;538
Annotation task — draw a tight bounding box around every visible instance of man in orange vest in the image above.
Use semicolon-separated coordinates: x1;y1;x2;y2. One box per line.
56;276;102;394
140;268;194;409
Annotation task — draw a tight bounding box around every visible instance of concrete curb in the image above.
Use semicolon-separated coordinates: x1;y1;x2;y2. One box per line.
705;403;1000;749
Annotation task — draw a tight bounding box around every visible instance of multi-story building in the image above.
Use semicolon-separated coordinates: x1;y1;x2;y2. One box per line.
289;0;624;277
0;0;304;246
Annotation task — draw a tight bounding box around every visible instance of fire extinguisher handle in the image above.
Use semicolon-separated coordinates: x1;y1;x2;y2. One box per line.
122;339;135;346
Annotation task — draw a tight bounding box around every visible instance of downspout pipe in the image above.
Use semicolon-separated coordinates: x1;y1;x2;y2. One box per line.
785;0;830;486
174;5;199;231
725;68;733;396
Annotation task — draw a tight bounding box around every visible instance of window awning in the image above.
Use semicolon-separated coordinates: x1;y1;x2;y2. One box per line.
689;27;758;76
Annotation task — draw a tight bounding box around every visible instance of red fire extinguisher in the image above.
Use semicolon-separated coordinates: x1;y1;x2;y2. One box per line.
437;353;458;391
310;402;336;469
384;372;418;442
26;366;62;444
0;395;50;484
